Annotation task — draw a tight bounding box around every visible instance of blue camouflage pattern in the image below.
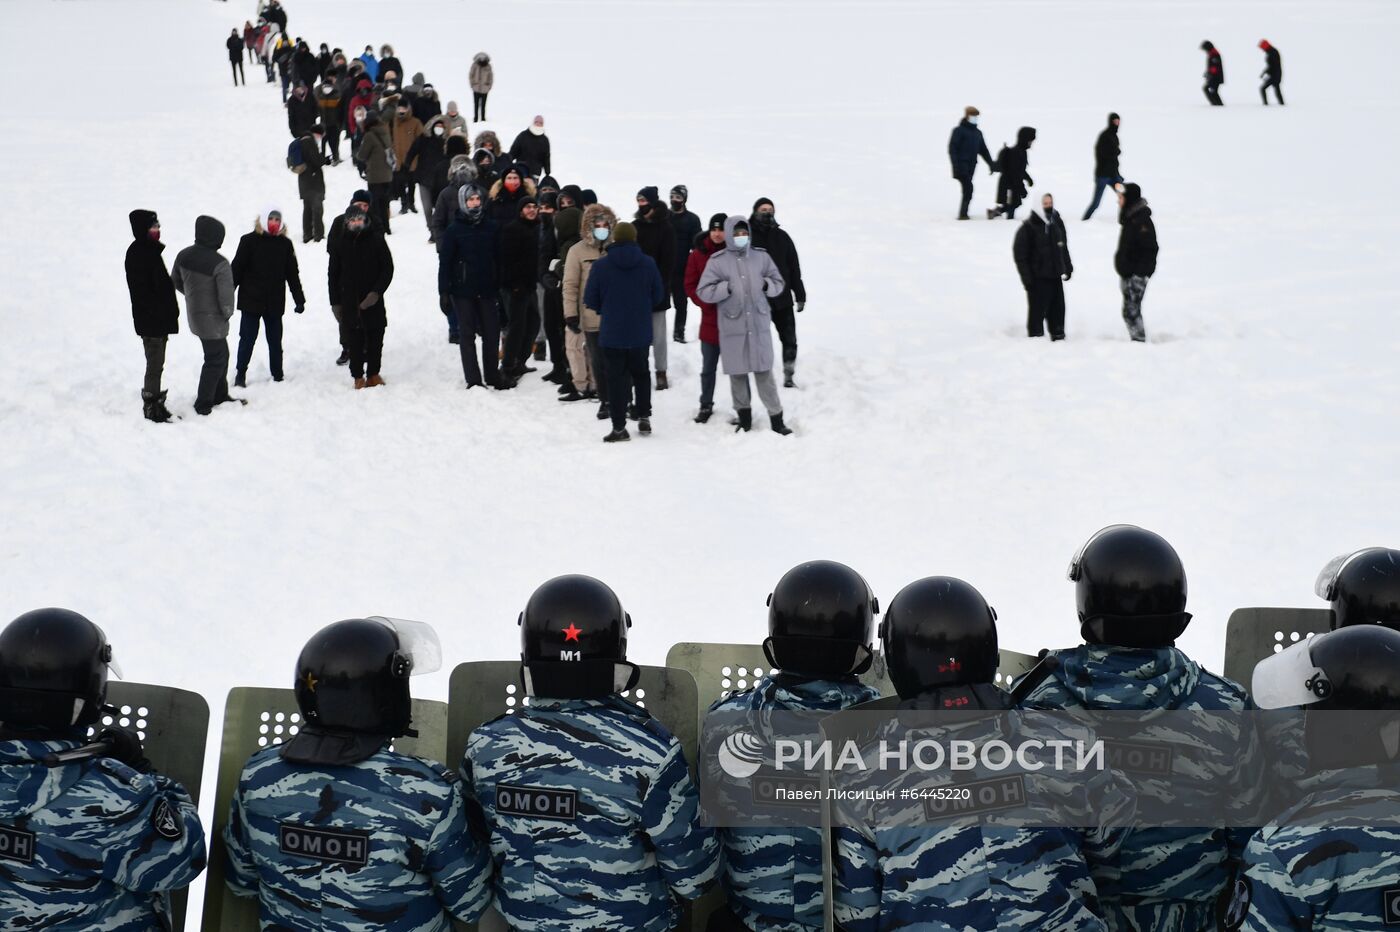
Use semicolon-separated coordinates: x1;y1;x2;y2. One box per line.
224;743;490;931
833;702;1131;931
0;736;206;930
708;674;879;930
1237;768;1400;932
463;693;718;932
1020;645;1264;932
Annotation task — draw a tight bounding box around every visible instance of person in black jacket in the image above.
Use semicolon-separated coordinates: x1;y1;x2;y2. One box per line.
227;29;245;86
437;186;502;389
1258;40;1284;105
667;185;701;343
500;197;542;383
507;116;551;178
125;209;179;422
750;197;806;387
1082;113;1122;220
987;127;1036;219
326;190;376;365
1013;194;1073;340
294;124;326;243
1201;41;1225;105
231;207;306;385
378;45;404;89
330;205;394;388
536;193;568;383
292;41;319;90
1113;183;1158;342
947;106;996;220
633;187;674;390
408;117;449;237
286;82;318;137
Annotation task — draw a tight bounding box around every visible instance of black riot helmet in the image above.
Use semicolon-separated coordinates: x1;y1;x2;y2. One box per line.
1253;625;1400;769
1067;525;1190;648
764;561;877;679
520;575;639;699
880;577;998;698
0;608;119;730
293;617;441;736
1315;548;1400;631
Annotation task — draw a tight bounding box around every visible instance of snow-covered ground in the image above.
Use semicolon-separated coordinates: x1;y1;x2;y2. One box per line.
2;0;1398;917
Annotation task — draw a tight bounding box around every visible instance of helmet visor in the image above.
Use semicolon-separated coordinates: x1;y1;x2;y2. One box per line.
94;624;122;680
1252;637;1330;709
367;617;442;675
1314;549;1381;600
1067;524;1139;581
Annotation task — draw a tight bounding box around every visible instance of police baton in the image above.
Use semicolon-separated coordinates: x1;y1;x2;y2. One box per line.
1007;650;1060;706
41;738;116;767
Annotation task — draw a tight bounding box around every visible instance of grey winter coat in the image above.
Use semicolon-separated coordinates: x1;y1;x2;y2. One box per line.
171;216;236;339
695;215;784;376
359;122;394;184
469;54;493;94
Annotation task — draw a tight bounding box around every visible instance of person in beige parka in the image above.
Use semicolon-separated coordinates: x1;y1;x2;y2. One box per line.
561;203;616;410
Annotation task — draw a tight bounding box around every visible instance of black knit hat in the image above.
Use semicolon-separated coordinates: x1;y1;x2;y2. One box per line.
538;192;559;210
708;212;727;231
670;185;688;202
1121;182;1142;204
351;189;372;205
637;185;660;205
752;197;775;214
580;189;598;206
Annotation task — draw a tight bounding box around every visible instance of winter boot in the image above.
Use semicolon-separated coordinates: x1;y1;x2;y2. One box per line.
770;413;793;436
353;377;367;389
694;405;713;424
558;389;585;402
627;404;639;421
336;349;350;365
655;371;669;391
141;390;171;423
783;366;796;389
596;403;611;421
234;371;247;388
365;374;385;387
733;407;752;432
152;390;174;422
533;342;546;362
448;333;460;345
638;418;652;436
673;328;686;344
603;427;630;443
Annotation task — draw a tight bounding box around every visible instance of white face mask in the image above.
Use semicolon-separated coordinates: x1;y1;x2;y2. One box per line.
529;124;544;136
968;115;979;125
593;227;610;242
733;235;750;249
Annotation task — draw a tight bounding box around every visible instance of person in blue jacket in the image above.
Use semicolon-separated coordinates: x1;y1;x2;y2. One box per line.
438;184;503;389
948;106;996;220
584;220;664;443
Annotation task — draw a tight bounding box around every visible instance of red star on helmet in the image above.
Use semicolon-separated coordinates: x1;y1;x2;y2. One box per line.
562;623;582;642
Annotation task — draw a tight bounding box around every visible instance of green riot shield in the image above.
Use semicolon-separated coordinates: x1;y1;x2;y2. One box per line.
98;681;209;932
1223;607;1332;688
199;688;448;932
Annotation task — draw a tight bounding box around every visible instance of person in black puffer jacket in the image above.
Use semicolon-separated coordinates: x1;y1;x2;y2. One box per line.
1082;113;1122;220
749;197;805;387
988;126;1036;219
408;116;449;234
230;207;306;385
632;186;674;390
124;208;179;421
1113;183;1158;342
330;205;395;388
1013;193;1073;340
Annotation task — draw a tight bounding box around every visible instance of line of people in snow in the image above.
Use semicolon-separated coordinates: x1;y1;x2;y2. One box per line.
6;536;1400;930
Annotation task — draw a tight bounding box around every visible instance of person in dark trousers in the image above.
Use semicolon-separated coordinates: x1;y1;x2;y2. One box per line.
1082;113;1122;220
633;187;674;390
667;185;700;342
948;106;996;220
330;205;394;388
684;213;727;422
286;82;317;138
1013;193;1073;340
227;29;245;86
585;221;665;443
293;124;326;243
438;186;502;389
292;40;319;90
507;115;551;178
469;53;492;121
536;193;568;384
987;126;1036;219
749;198;805;388
314;77;343;164
231;207;305;386
326;189;376;365
1259;39;1284;104
359;110;394;233
124;209;179;422
500;197;542;383
243;21;257;63
1114;183;1158;342
1201;41;1225;105
408;117;448;235
171;215;237;415
274;36;294;102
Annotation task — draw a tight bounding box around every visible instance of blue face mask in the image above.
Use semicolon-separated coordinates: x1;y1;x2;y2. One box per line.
733;235;749;249
593;227;610;242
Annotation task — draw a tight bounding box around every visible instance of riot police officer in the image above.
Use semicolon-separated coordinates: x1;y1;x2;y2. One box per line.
1235;624;1400;930
461;575;718;931
833;576;1129;931
707;560;882;931
0;608;206;928
1315;547;1400;631
223;616;491;928
1020;525;1265;931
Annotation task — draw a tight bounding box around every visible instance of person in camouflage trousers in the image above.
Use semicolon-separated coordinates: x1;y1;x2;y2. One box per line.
0;608;207;929
223;617;491;930
706;560;882;931
462;575;718;932
1022;526;1265;932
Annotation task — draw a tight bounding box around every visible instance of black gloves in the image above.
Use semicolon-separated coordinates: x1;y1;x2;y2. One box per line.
566;317;582;334
97;725;153;773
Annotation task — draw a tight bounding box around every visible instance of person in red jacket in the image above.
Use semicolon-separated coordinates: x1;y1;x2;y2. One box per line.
684;213;727;423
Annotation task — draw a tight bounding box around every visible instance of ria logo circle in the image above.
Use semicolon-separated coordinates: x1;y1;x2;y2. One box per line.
718;731;765;779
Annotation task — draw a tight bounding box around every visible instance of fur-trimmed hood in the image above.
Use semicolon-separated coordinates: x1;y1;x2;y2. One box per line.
579;203;618;246
488;176;537;201
472;129;501;155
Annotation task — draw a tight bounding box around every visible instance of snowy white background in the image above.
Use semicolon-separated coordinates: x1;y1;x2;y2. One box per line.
1;0;1398;916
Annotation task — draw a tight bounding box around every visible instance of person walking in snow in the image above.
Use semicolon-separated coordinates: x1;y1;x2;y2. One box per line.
442;100;468;137
438;186;502;389
585;221;665;443
1082;113;1122;220
563;203;617;414
1114;183;1158;342
125;209;179;422
696;216;792;435
1258;40;1284;105
292;124;326;243
357;45;380;83
684;213;727;423
500;197;543;384
314;77;343;164
409;117;449;232
389;100;423;216
326;189;377;366
469;53;493;121
987;127;1036;219
1201;41;1225;105
508;116;551;178
632;187;674;390
242;21;257;63
171;215;236;416
749;198;805;387
286;81;317;137
948;106;996;220
667;185;701;343
230;207;305;386
358;110;395;233
330;205;394;389
227;29;245;86
378;45;404;89
1013;193;1073;340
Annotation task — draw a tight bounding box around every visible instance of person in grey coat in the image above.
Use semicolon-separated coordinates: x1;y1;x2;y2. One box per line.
695;216;792;435
171;216;237;415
